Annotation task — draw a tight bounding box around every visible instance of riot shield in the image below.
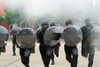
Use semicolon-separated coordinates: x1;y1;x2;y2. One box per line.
89;26;100;47
0;26;9;41
62;25;82;46
44;26;63;46
16;28;37;48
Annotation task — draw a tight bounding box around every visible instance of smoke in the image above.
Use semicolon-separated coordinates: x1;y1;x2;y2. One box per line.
4;0;100;26
5;0;97;17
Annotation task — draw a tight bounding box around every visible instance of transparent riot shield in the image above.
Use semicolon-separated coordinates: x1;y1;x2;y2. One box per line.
0;26;9;41
16;28;37;48
44;26;63;46
62;25;82;46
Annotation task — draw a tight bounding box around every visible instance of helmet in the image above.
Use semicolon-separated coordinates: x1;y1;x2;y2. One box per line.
41;20;49;30
20;20;28;28
85;18;91;22
85;18;92;26
65;19;73;26
50;22;56;26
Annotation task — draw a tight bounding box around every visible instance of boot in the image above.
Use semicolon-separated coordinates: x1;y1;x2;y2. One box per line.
25;65;30;67
51;59;55;65
13;52;16;56
45;65;49;67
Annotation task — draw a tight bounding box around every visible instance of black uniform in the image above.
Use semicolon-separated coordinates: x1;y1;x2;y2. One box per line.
20;48;31;67
50;42;60;65
53;42;60;57
0;47;1;55
0;46;1;55
12;35;19;56
81;24;95;67
37;28;53;67
64;19;78;67
64;45;78;67
12;35;16;56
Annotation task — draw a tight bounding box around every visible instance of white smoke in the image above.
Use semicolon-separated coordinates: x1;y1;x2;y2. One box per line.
4;0;100;26
5;0;97;17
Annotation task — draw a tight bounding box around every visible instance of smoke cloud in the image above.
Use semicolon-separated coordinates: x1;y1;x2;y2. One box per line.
5;0;99;18
4;0;100;26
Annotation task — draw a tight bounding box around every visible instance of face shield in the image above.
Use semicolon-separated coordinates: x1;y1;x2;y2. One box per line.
85;18;93;26
42;24;49;30
20;20;28;28
41;20;49;30
85;21;92;26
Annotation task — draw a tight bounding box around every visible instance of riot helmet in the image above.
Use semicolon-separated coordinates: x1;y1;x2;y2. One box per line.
65;19;73;26
85;18;92;26
20;20;28;28
50;22;56;26
41;20;49;30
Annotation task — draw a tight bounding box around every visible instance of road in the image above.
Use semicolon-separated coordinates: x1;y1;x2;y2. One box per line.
0;40;100;67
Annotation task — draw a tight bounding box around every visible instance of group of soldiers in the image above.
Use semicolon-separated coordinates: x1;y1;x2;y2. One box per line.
0;18;95;67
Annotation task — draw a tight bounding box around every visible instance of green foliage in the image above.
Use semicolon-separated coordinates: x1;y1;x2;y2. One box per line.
0;16;5;23
4;9;26;25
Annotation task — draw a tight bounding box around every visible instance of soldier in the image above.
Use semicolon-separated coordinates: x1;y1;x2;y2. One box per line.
18;20;31;67
81;18;94;67
11;23;20;56
64;20;78;67
37;20;53;67
50;22;60;65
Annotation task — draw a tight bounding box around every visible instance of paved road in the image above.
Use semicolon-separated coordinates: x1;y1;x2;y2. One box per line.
0;40;100;67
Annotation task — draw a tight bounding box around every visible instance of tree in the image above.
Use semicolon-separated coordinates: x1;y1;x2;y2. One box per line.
4;9;26;25
0;16;5;23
